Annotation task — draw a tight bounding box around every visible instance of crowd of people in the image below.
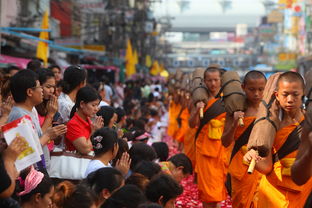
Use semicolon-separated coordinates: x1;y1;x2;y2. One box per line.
0;60;193;208
0;59;312;208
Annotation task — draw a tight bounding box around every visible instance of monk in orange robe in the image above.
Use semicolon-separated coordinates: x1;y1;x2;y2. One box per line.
189;66;226;208
175;90;191;143
167;92;182;140
183;106;197;168
221;71;267;208
244;71;312;208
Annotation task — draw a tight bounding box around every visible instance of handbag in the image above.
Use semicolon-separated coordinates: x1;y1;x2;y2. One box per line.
48;150;93;180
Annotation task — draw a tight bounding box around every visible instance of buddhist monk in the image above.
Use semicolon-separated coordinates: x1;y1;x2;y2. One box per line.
189;65;226;208
244;71;312;208
221;70;266;208
167;86;182;140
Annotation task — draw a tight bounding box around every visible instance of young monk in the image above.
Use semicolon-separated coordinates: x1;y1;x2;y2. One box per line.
189;65;226;208
221;70;266;208
244;71;312;208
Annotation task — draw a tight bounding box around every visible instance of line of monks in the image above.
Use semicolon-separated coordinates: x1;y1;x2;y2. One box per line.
167;65;312;208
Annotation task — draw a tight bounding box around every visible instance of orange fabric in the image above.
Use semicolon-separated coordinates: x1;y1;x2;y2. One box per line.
229;116;262;208
184;127;197;168
175;108;190;143
255;119;312;208
167;101;181;139
195;98;227;203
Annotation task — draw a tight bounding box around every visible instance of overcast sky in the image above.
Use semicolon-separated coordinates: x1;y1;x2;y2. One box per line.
152;0;268;17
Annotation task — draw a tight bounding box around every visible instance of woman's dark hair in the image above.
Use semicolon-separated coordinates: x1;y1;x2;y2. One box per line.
168;153;193;175
53;181;75;208
91;127;118;156
1;74;11;100
133;119;146;131
86;167;124;196
112;139;129;166
125;173;149;191
115;107;126;123
152;142;169;162
19;170;53;204
70;86;100;118
145;174;183;206
63;183;98;208
10;70;39;103
150;109;158;117
129;143;157;170
125;118;134;129
97;106;116;127
6;66;20;74
48;64;61;72
27;59;42;72
133;161;161;180
131;128;149;143
102;184;146;208
36;68;55;85
62;65;87;94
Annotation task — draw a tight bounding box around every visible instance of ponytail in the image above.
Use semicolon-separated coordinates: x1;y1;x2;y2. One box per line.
53;181;75;208
69;103;79;119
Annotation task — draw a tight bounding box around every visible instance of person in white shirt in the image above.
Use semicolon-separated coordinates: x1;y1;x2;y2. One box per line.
58;66;87;124
85;127;131;177
96;82;110;107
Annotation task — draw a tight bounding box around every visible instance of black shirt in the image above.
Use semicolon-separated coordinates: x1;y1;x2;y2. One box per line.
0;154;11;194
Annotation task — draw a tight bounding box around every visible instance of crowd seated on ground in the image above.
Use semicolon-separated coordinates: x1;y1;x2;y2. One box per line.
0;62;186;208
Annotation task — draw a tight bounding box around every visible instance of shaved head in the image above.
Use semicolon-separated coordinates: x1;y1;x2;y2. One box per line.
277;71;305;91
243;70;267;85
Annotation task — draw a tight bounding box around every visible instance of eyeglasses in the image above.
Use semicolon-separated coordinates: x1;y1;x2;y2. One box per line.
31;86;42;90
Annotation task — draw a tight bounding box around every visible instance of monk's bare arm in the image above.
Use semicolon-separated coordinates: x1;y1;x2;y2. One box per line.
221;114;236;147
291;127;312;185
244;149;273;175
255;152;274;175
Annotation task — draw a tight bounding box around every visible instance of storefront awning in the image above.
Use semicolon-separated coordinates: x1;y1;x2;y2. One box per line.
0;54;30;69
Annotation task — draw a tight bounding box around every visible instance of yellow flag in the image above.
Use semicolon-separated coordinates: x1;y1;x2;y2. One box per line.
145;55;152;67
150;60;161;76
36;11;49;67
125;40;133;62
125;40;136;77
133;50;138;65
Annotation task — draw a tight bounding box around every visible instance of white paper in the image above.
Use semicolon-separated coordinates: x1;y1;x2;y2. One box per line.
3;117;42;171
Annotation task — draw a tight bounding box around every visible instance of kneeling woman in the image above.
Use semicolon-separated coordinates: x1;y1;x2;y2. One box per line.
65;86;103;155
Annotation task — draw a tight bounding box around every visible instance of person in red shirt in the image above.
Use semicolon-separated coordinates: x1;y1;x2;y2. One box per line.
66;86;103;155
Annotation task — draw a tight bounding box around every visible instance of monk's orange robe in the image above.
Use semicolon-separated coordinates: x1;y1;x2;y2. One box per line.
184;127;197;168
195;98;227;203
175;108;190;143
167;101;182;139
255;120;312;208
229;116;262;208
